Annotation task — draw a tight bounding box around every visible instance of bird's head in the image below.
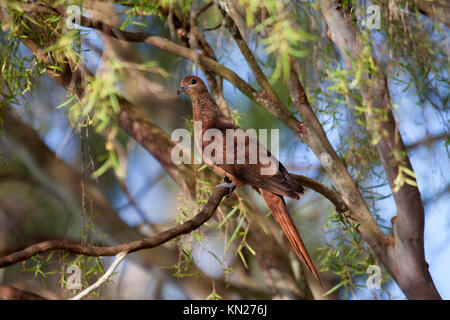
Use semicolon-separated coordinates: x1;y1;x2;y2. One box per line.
177;76;208;97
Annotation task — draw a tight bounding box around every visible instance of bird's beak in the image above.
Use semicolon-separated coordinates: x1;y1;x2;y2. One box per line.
177;85;187;95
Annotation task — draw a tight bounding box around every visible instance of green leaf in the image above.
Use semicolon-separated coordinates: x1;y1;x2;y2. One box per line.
197;179;212;186
401;166;417;179
120;15;132;30
226;215;245;250
245;243;256;255
56;95;76;109
217;206;238;229
238;249;248;269
109;93;120;113
91;158;111;179
323;282;344;296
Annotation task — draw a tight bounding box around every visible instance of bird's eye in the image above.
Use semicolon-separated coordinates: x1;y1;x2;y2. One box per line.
190;79;197;85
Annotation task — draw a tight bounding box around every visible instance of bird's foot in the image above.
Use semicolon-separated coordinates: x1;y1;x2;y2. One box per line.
215;181;236;197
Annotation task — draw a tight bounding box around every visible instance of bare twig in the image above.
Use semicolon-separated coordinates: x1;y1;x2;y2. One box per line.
406;132;449;150
70;251;127;300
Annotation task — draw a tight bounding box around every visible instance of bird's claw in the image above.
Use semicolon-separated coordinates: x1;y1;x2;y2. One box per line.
215;181;236;197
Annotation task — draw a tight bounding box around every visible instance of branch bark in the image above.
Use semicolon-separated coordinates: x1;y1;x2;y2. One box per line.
0;285;48;300
409;0;449;27
216;1;391;293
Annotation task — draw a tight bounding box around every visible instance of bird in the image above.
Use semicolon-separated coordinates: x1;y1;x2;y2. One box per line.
177;75;320;283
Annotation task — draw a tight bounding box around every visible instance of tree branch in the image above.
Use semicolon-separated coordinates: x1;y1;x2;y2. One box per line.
0;107;230;298
410;0;449;27
291;174;348;213
0;285;48;300
0;184;230;269
70;251;127;300
320;0;441;299
406;132;449;150
286;56;388;263
212;6;387;265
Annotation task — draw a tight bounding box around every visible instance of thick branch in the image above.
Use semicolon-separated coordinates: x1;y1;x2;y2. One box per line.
411;0;449;27
0;286;48;300
286;57;388;261
320;0;440;299
212;6;386;263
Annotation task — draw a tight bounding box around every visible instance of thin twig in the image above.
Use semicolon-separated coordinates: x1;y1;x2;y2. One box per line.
71;251;127;300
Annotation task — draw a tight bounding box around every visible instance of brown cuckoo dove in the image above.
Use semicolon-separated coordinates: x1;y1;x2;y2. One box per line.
177;75;320;283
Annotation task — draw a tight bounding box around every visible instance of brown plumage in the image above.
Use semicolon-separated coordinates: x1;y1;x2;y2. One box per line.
178;75;320;283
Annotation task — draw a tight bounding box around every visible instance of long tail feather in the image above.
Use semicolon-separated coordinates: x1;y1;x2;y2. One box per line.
259;188;321;284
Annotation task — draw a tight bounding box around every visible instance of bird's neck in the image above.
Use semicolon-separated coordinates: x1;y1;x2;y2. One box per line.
191;93;222;122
